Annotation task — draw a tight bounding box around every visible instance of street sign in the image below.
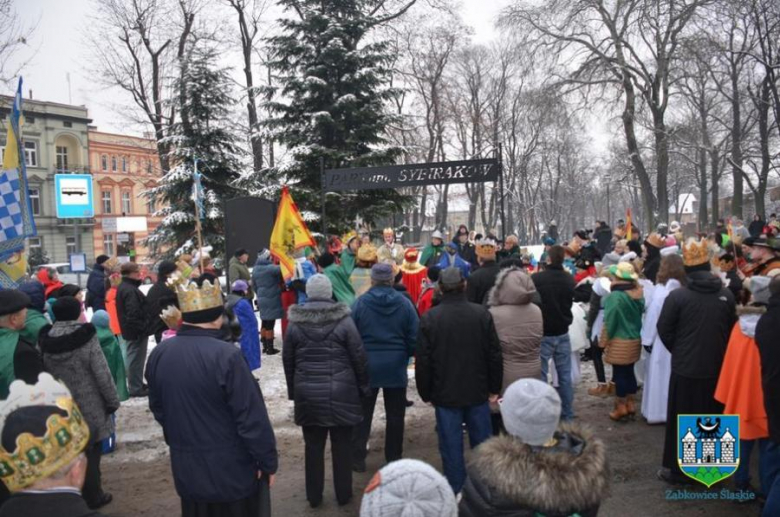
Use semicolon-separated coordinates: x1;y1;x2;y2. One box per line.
55;174;94;218
69;253;87;273
102;216;147;233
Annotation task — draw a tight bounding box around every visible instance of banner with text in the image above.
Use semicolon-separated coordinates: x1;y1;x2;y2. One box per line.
324;158;499;192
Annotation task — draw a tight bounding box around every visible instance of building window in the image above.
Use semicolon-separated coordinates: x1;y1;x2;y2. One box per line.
111;156;117;172
56;146;68;171
121;190;132;214
28;188;40;215
121;156;127;173
66;236;76;256
103;233;114;256
101;154;108;171
147;160;153;175
102;190;112;214
147;195;156;214
23;141;38;167
63;121;72;128
25;116;35;124
28;237;41;250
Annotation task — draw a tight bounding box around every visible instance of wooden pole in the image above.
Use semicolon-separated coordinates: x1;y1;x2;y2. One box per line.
194;158;205;273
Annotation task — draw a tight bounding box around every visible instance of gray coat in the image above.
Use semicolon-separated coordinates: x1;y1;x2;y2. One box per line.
487;268;543;391
252;257;284;320
41;321;120;442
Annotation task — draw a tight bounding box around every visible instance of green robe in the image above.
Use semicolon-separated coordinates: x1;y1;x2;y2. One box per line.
324;264;356;305
341;250;356;276
420;244;444;268
96;326;130;401
0;328;20;399
19;309;48;347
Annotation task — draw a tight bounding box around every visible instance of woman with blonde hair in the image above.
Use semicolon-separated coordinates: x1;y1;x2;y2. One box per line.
641;253;686;423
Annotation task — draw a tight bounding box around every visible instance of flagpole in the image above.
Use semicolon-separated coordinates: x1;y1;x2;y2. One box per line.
194;158;205;273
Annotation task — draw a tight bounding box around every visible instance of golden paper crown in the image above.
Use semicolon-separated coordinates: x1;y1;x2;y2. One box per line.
476;238;497;258
103;257;119;272
357;244;378;263
0;373;90;492
682;238;711;267
342;230;358;244
168;273;223;313
160;305;183;329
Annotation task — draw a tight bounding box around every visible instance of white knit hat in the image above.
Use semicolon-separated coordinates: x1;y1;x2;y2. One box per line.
360;459;457;517
500;379;561;446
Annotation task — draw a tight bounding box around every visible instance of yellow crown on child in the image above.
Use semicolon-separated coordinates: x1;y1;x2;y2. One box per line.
0;373;90;492
168;273;223;313
342;230;358;244
682;238;711;267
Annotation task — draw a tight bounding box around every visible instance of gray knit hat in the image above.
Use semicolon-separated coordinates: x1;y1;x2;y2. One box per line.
306;274;333;301
360;459;457;517
748;276;771;305
371;262;395;282
500;379;561;446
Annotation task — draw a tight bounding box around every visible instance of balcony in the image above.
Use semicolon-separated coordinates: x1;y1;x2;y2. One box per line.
51;166;91;174
56;217;95;227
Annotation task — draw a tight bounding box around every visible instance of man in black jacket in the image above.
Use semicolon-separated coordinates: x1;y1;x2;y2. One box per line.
656;239;736;485
85;255;110;312
116;262;150;397
531;245;576;420
466;238;500;305
756;276;780;514
416;267;503;493
145;261;178;345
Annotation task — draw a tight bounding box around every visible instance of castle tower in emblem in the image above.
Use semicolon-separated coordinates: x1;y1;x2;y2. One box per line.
682;428;697;464
720;428;735;463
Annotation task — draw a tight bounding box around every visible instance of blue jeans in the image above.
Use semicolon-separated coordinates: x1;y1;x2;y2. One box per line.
435;402;492;493
540;334;574;420
736;439;772;494
762;440;780;516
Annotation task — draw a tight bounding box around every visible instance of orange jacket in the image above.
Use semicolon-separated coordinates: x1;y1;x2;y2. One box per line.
715;313;769;440
105;287;122;336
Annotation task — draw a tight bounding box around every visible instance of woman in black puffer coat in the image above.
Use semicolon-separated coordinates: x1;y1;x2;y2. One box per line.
283;274;369;509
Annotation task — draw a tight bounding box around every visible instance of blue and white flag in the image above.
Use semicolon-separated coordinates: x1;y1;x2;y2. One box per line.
0;78;37;287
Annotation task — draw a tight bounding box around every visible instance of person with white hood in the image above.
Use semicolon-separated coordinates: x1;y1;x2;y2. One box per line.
640;251;685;423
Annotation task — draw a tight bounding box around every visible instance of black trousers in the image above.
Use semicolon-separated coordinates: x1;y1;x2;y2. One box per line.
82;442;104;506
181;477;270;517
303;426;353;505
591;338;606;383
352;387;406;464
662;373;724;473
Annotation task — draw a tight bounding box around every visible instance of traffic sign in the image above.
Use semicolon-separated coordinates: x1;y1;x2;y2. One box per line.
55;174;94;218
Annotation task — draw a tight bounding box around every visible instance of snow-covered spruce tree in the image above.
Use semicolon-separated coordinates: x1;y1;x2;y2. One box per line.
145;45;242;260
262;0;412;233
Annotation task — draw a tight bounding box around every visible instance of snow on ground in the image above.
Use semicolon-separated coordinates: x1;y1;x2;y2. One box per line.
103;320;298;466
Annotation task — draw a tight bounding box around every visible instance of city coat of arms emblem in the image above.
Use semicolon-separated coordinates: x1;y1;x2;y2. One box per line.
678;414;740;488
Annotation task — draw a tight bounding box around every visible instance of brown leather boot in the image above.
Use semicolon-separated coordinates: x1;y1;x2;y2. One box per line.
609;397;630;422
588;383;610;397
625;394;637;417
607;382;616;396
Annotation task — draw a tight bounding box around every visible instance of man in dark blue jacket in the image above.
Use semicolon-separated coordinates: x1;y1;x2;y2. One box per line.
86;255;110;312
146;278;278;516
350;262;418;473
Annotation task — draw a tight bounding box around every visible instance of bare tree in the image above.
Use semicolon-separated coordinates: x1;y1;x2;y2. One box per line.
89;0;197;171
504;0;711;231
224;0;269;174
0;0;36;87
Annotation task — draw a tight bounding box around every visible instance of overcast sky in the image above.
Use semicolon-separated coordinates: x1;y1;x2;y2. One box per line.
9;0;511;135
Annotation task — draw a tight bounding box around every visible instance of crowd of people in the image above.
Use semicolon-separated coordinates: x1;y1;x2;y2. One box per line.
0;214;778;517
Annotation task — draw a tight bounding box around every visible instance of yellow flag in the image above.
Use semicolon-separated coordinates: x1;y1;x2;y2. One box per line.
270;186;316;280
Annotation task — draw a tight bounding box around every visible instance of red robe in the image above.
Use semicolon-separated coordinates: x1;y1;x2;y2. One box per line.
401;265;427;306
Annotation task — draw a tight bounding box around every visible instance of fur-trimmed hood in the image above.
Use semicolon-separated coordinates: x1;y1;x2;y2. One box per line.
287;300;351;325
487;267;536;307
40;321;97;354
462;423;609;516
